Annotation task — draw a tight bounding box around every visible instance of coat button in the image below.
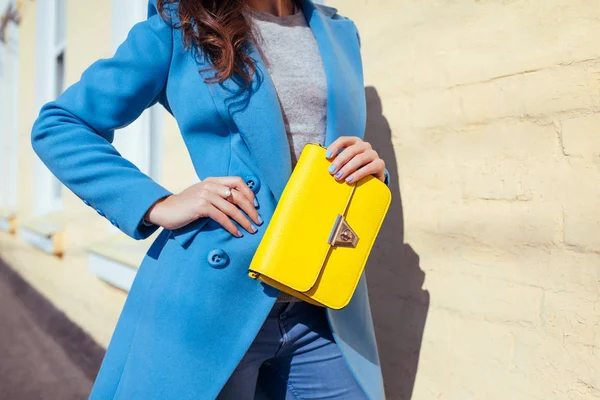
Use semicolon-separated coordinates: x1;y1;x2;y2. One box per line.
243;175;261;194
83;199;90;206
96;209;105;217
110;219;119;228
207;248;229;268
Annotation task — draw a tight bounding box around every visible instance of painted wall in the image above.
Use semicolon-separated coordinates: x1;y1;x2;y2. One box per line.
327;0;600;399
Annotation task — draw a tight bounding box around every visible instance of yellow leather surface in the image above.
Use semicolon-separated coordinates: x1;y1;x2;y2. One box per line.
248;143;391;309
303;175;391;309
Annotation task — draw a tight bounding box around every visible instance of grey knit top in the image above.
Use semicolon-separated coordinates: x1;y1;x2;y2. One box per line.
245;6;328;302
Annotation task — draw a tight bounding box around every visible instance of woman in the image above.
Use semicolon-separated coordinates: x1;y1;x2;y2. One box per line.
30;0;391;398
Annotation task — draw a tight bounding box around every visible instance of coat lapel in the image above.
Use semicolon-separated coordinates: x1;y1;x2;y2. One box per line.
199;0;365;202
199;41;292;203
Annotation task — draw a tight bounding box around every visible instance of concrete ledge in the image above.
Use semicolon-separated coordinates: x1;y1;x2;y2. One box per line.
87;234;150;292
0;208;17;234
19;213;65;257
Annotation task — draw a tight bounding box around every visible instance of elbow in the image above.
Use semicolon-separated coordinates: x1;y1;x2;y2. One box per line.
30;105;49;159
30;101;67;161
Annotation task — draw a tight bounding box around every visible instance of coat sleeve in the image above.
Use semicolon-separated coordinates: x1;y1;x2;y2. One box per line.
30;4;174;240
383;168;390;186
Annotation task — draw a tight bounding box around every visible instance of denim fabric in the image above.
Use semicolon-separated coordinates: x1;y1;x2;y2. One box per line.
217;301;368;400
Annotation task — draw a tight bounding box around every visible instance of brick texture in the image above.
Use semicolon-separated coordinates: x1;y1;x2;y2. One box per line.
560;114;600;156
330;0;600;399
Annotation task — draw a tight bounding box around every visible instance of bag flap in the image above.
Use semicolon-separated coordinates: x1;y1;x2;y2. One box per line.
248;143;354;292
303;174;392;309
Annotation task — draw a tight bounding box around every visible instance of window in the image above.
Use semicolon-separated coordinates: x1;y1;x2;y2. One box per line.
33;0;67;216
0;1;20;211
0;44;5;208
50;0;66;209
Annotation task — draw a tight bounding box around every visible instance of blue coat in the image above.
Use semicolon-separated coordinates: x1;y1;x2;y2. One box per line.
31;0;390;398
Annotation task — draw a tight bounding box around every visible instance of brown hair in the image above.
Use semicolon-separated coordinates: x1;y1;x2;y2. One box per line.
157;0;257;86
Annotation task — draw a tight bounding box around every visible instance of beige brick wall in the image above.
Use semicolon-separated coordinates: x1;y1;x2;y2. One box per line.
1;0;598;399
328;0;600;398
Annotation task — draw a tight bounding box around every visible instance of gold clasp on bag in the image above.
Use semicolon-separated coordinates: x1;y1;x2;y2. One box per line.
327;214;359;248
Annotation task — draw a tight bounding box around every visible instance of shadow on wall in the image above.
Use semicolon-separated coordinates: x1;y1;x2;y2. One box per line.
364;86;430;400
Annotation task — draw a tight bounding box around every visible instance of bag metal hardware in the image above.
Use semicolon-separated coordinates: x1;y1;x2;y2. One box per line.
328;214;359;248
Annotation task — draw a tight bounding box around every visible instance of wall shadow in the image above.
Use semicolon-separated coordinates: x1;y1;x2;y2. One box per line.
364;86;430;400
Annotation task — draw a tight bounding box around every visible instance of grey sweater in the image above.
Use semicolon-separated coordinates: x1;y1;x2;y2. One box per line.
245;6;328;302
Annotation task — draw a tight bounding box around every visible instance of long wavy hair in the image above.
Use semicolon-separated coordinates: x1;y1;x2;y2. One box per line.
157;0;268;87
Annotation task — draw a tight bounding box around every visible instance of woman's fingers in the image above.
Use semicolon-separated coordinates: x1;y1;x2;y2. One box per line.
327;142;365;173
200;180;262;226
202;191;258;236
325;137;386;183
202;205;244;237
228;188;262;226
199;181;236;201
342;149;378;182
325;136;361;160
207;176;257;206
344;158;385;183
329;146;377;182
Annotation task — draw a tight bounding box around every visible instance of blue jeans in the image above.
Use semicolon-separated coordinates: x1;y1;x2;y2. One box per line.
217;301;368;400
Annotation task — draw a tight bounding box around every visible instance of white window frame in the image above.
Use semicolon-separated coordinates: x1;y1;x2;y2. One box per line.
0;0;20;211
109;0;164;232
0;35;5;208
33;0;66;216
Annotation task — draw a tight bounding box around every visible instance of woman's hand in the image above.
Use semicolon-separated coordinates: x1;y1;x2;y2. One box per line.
325;136;386;183
143;176;262;237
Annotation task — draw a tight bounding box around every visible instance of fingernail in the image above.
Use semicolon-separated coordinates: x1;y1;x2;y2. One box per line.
236;230;243;237
328;164;337;173
253;197;259;207
251;224;258;233
335;171;343;178
257;214;263;224
346;175;353;182
326;149;332;158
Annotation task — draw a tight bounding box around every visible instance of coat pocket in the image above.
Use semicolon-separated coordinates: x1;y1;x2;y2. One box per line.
169;216;212;248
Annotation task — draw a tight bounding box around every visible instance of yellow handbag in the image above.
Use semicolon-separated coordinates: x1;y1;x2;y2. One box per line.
248;142;392;309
